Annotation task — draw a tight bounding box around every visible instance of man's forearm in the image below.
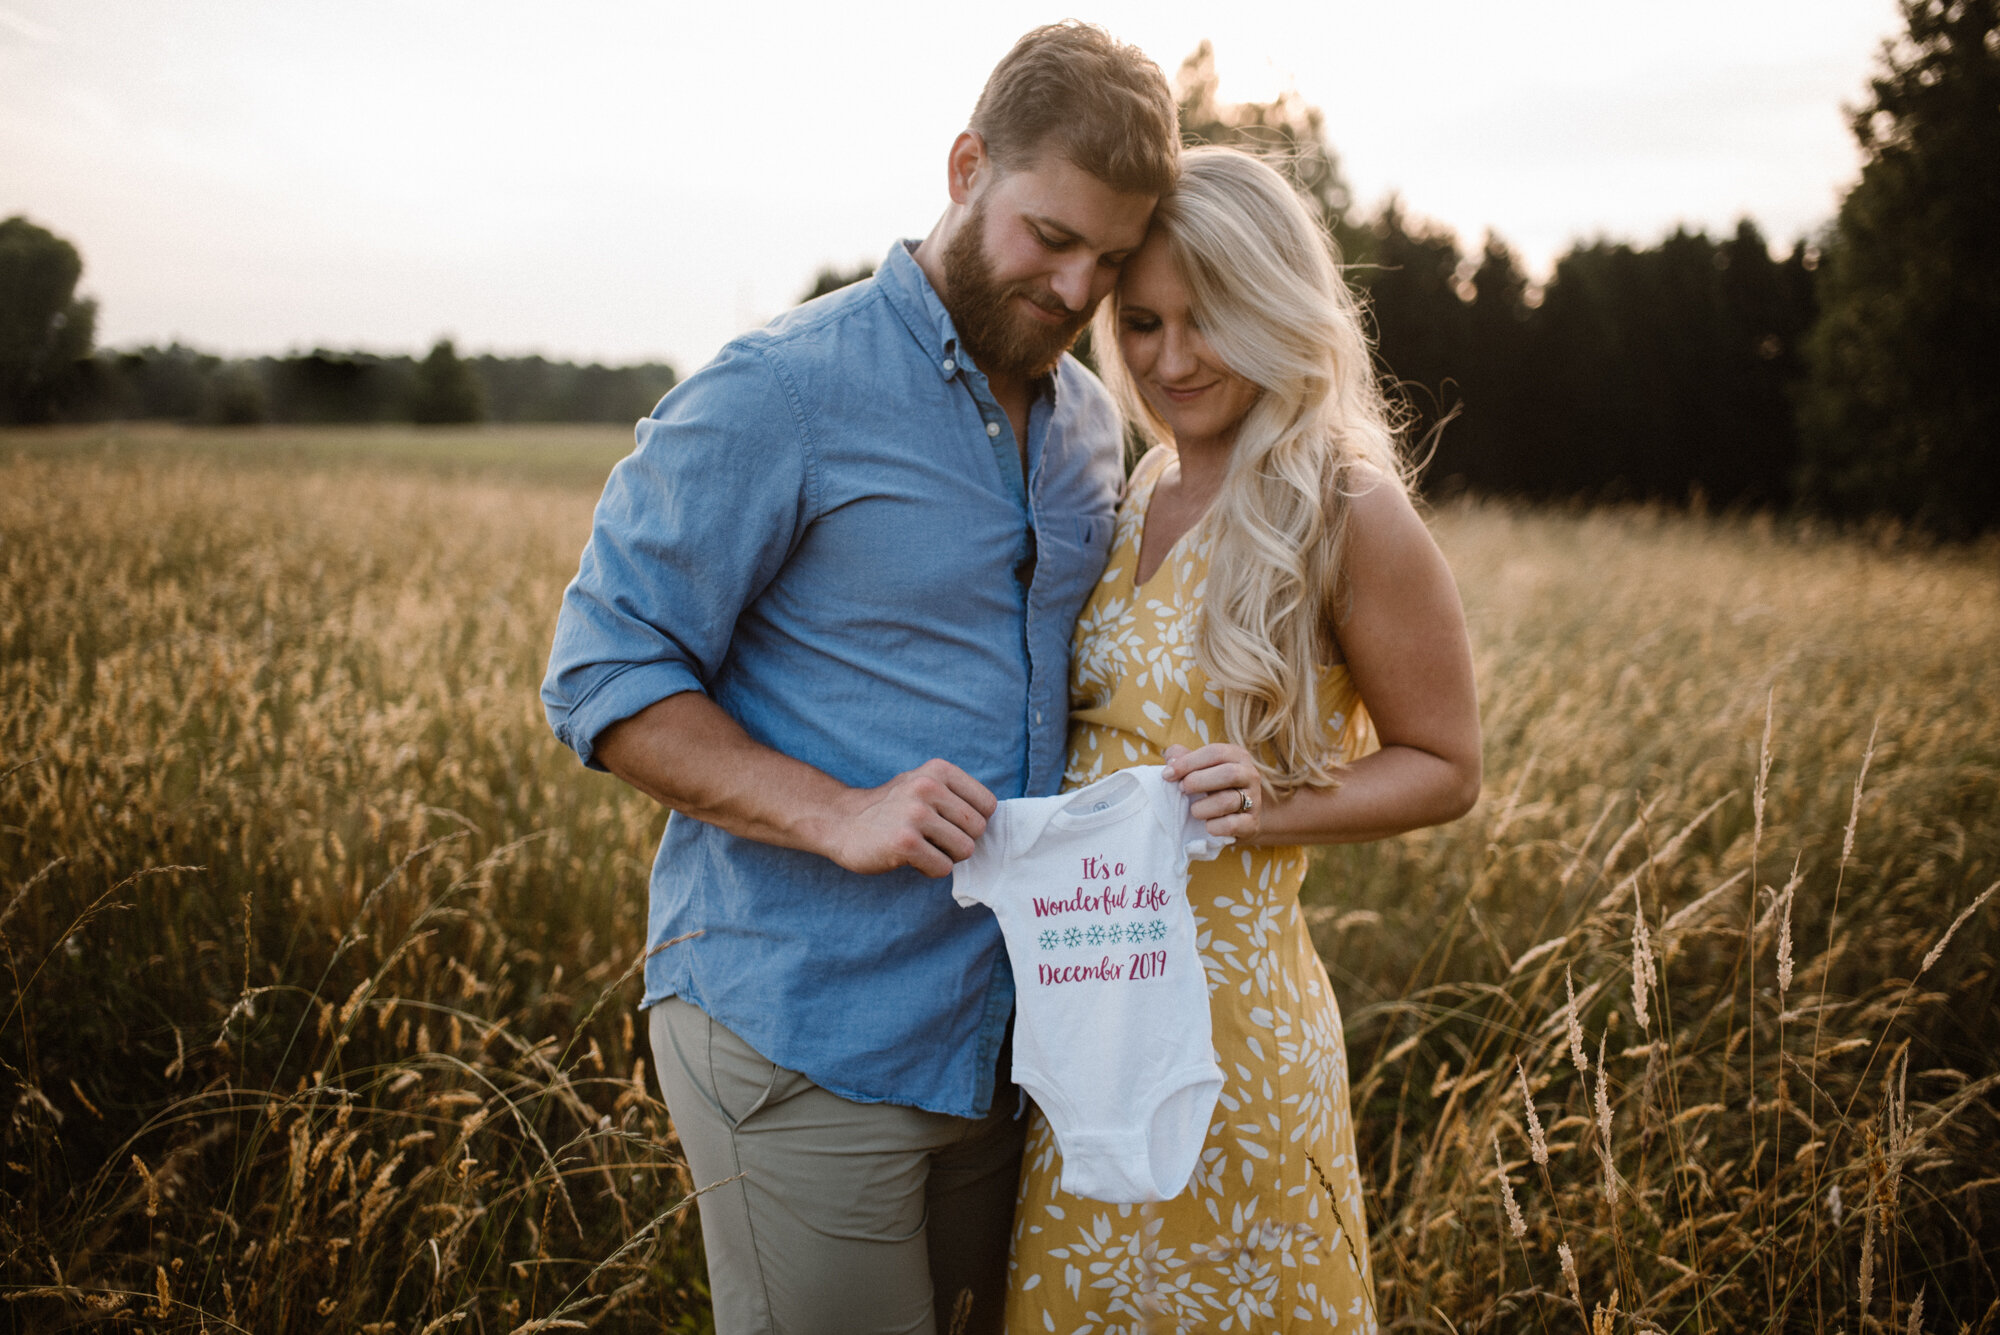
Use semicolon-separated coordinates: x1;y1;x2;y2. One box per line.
595;692;853;858
593;691;997;879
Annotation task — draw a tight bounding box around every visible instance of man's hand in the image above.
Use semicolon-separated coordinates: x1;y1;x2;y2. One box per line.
597;695;998;877
825;758;998;878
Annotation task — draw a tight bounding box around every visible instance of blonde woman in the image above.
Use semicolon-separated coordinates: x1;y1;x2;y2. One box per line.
1004;147;1482;1332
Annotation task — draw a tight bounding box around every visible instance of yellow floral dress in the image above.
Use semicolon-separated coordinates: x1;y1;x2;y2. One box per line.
1004;446;1379;1334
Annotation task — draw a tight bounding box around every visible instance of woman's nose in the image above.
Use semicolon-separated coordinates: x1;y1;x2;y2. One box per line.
1158;326;1198;379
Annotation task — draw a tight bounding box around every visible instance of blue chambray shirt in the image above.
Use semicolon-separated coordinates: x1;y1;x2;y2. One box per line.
542;241;1124;1118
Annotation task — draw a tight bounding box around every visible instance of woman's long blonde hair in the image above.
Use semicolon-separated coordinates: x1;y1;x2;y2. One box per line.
1092;146;1410;795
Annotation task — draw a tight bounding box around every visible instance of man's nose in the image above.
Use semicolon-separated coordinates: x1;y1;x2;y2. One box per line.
1049;256;1095;313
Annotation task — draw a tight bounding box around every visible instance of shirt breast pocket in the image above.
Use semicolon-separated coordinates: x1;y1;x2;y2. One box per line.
1036;512;1115;625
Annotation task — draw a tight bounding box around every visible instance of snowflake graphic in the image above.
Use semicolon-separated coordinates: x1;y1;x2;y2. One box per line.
1085;925;1106;947
1105;923;1124;945
1038;930;1058;951
1063;927;1083;948
1148;919;1168;942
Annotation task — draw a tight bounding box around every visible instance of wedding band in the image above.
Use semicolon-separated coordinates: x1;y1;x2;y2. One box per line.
1238;789;1253;814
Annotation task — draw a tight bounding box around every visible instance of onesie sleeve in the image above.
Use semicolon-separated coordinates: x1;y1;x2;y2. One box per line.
952;803;1012;909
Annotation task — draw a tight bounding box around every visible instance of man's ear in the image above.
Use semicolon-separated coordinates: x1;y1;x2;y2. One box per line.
946;131;991;207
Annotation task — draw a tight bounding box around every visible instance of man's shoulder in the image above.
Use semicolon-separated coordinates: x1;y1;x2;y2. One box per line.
740;274;896;368
661;279;893;416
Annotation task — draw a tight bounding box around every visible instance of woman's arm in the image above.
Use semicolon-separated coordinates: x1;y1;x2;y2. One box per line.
1167;479;1482;844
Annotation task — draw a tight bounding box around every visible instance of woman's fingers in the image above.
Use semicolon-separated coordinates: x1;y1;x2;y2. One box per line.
1168;745;1259;795
1196;801;1258;839
1190;783;1248;811
1162;744;1263;837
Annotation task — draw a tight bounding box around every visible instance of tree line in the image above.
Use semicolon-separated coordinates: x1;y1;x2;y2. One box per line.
2;0;1993;532
1168;0;1997;536
793;205;1822;513
786;3;1997;536
0;316;679;429
1361;209;1818;511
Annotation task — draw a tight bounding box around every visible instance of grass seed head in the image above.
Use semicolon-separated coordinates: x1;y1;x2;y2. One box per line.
1565;965;1588;1075
1919;879;1997;977
1517;1060;1548;1166
1753;687;1774;853
1842;723;1877;868
1593;1033;1618;1204
1775;858;1802;999
1859;1196;1877;1313
1493;1135;1526;1241
1630;900;1654;1032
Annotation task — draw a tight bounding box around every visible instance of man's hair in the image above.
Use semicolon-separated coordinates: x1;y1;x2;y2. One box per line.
969;22;1179;197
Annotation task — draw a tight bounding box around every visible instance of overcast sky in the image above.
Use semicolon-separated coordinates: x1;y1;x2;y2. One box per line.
1;0;1901;370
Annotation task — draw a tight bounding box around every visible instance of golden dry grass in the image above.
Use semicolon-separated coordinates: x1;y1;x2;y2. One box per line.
1311;505;2000;1331
2;428;694;1331
3;425;1997;1332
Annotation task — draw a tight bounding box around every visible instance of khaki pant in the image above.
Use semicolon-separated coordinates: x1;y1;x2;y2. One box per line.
648;998;1024;1335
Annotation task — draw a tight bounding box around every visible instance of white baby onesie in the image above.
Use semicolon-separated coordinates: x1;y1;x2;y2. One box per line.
953;765;1229;1203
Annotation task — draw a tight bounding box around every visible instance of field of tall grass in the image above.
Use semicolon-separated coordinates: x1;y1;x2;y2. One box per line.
3;424;1996;1333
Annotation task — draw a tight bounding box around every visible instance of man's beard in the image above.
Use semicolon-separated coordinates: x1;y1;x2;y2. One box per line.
941;200;1092;380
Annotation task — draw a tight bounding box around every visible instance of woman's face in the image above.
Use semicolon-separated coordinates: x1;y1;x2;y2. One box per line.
1115;234;1261;453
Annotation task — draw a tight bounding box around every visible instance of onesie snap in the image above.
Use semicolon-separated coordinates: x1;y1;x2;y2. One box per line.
952;765;1228;1203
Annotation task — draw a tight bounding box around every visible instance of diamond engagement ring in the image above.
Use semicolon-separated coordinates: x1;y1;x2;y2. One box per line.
1238;789;1253;814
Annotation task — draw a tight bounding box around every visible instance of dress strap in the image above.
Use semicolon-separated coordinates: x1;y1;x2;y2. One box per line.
1129;443;1176;497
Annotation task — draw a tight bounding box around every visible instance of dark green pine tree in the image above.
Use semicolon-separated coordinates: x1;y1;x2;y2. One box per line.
1362;200;1468;465
1799;0;2000;535
1710;220;1815;506
797;262;875;305
0;215;97;424
409;337;485;425
1446;233;1534;494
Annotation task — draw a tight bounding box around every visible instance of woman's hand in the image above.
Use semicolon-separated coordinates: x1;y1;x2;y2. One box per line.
1163;742;1264;840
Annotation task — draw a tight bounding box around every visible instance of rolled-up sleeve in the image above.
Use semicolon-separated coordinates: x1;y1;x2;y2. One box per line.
541;340;811;769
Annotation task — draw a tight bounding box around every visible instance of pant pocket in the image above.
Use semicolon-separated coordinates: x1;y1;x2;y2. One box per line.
704;1011;790;1131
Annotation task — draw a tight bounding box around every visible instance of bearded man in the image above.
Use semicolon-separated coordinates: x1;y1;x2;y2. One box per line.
540;23;1178;1335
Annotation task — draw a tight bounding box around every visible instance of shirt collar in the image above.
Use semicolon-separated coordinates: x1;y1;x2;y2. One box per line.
876;239;1061;402
877;240;965;383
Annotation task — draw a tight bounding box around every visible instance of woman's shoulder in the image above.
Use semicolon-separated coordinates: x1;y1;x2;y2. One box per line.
1113;442;1177;514
1328;456;1403;504
1332;461;1423;546
1332;462;1458;633
1130;442;1176;488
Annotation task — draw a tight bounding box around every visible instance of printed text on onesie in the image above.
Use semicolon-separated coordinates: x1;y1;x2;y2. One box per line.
953;765;1228;1203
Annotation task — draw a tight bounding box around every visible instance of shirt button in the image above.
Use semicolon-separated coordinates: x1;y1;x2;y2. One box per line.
985;421;1001;438
941;358;955;374
1035;709;1044;724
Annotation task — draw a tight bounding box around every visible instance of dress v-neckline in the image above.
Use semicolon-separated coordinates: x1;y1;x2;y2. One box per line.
1131;453;1207;591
